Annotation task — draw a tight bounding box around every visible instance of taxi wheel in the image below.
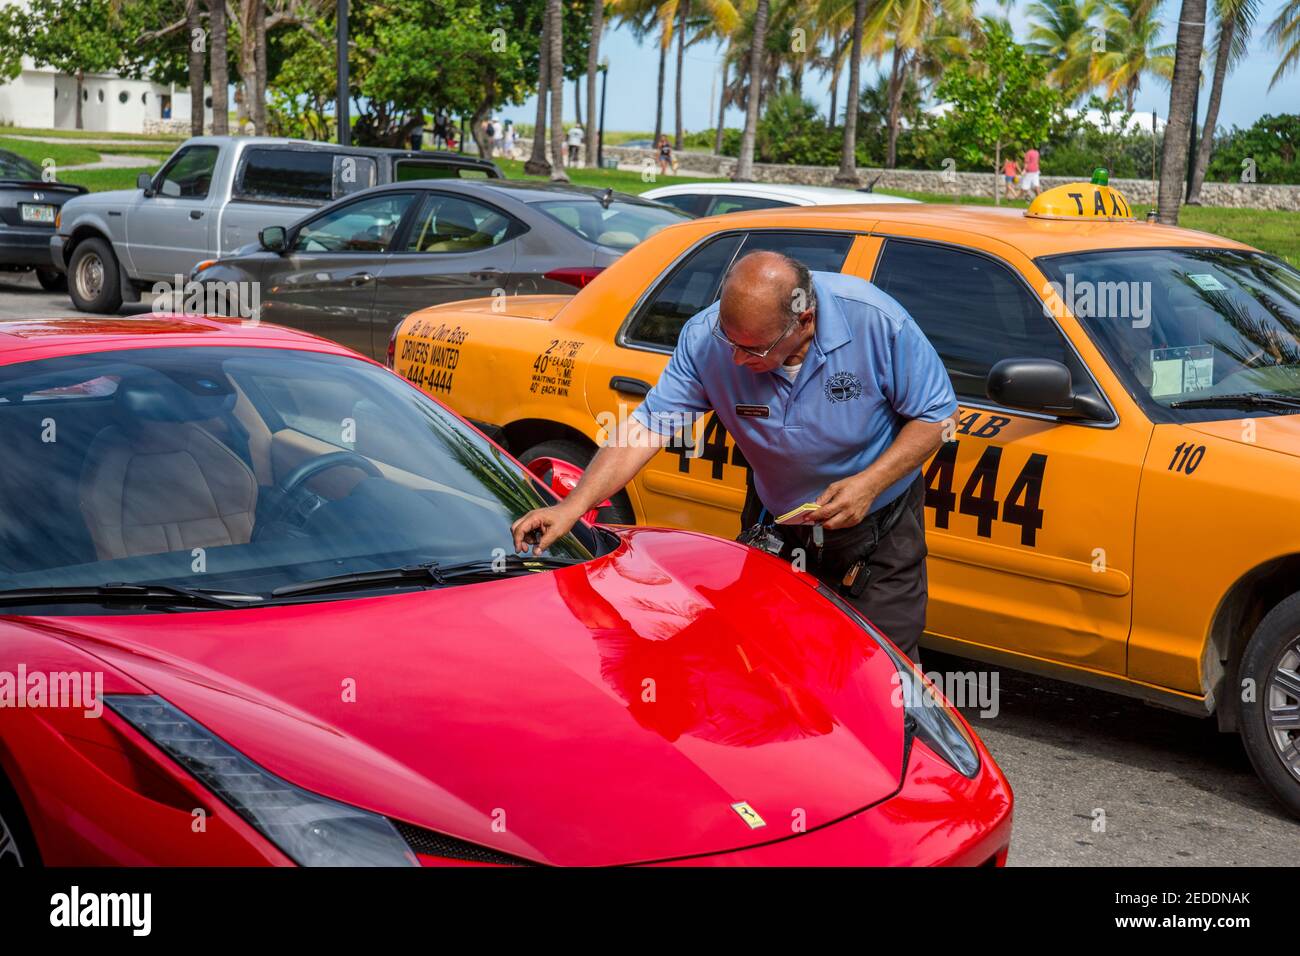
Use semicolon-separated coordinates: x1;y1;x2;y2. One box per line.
520;439;635;525
1239;593;1300;818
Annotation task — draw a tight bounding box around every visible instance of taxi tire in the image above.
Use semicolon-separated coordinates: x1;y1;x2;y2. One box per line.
520;439;636;526
67;237;123;314
1239;593;1300;819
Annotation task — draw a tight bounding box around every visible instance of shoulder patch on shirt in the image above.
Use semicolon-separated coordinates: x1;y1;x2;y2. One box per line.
824;370;863;403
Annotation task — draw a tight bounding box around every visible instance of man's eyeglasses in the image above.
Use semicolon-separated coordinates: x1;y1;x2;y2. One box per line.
711;312;802;360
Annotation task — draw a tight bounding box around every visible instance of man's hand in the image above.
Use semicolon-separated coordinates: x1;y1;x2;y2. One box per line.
812;473;879;531
512;502;584;556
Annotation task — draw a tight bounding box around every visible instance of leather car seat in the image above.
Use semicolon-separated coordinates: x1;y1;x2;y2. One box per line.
79;376;258;560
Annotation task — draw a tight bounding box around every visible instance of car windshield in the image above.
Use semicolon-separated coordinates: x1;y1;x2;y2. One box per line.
0;149;41;180
535;198;688;249
1038;248;1300;421
0;346;598;611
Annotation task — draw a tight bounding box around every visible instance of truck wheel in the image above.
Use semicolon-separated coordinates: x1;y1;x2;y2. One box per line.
34;268;66;293
1239;592;1300;818
67;237;123;314
519;439;636;526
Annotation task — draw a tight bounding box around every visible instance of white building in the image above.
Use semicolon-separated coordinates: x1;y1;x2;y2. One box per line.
0;0;212;133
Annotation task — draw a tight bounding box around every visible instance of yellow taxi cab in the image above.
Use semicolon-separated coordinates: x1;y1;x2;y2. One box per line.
390;173;1300;816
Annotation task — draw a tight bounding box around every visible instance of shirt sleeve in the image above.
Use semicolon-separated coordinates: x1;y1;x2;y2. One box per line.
630;317;712;438
885;317;958;423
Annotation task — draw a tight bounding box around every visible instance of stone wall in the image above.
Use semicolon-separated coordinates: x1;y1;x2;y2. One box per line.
514;136;1300;212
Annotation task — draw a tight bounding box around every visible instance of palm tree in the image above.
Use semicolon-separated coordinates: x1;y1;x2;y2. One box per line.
1090;0;1175;111
208;0;229;134
186;0;205;135
1266;0;1300;87
1188;0;1259;202
733;0;769;180
585;0;606;166
833;0;867;184
548;0;568;182
1026;0;1098;101
525;3;552;175
1156;0;1207;224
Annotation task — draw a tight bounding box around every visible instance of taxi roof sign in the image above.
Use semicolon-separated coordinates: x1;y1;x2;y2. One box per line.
1026;172;1135;222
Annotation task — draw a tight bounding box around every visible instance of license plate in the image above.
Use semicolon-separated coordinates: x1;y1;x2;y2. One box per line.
20;204;55;224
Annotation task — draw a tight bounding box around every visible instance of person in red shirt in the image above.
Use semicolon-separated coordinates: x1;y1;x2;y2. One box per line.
1020;146;1042;197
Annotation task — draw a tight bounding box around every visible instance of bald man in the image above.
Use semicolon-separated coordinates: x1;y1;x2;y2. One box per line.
512;250;956;660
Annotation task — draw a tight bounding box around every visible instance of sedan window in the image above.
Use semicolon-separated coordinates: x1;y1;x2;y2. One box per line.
293;193;416;254
706;194;793;215
0;149;42;180
535;198;688;250
403;193;520;254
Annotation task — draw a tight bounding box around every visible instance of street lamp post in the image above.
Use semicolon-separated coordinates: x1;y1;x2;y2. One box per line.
597;58;609;170
337;0;350;145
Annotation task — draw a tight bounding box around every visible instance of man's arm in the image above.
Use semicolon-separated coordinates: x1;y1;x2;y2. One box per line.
812;417;950;530
511;418;672;554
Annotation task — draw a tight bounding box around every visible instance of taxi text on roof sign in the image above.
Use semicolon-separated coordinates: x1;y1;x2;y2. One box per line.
1025;171;1136;222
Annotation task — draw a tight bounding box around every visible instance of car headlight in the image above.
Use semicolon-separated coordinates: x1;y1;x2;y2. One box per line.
107;695;417;866
816;585;981;778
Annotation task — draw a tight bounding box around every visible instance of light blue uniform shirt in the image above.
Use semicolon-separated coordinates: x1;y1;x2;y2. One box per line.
631;271;957;519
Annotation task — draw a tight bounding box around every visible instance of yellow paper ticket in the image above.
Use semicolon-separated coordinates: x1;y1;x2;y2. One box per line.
775;502;821;524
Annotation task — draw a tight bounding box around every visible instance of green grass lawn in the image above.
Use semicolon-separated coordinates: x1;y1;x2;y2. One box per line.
59;164;163;192
0;136;102;168
0;126;183;143
494;156;721;193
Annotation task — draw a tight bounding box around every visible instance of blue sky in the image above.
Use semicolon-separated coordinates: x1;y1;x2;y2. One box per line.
500;0;1298;134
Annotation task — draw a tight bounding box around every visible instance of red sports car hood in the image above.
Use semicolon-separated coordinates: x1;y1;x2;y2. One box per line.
19;529;907;866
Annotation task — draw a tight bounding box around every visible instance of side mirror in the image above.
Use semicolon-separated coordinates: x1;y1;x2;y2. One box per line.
136;172;154;195
986;358;1076;414
259;225;288;253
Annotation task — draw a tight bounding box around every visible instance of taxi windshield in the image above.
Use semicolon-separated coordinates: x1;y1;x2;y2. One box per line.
1038;248;1300;421
0;346;597;611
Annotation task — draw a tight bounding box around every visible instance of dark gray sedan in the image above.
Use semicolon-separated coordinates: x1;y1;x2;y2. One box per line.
192;179;689;360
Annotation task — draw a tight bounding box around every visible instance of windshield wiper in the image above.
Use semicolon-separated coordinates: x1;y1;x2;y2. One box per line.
270;554;584;599
0;582;264;610
1168;392;1300;410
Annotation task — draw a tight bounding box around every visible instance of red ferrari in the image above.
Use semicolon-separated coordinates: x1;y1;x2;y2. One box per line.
0;316;1011;866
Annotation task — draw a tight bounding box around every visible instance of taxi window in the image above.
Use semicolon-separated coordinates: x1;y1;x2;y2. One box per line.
873;239;1090;404
625;231;854;350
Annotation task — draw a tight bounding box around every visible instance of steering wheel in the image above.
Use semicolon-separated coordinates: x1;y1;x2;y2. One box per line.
255;451;384;538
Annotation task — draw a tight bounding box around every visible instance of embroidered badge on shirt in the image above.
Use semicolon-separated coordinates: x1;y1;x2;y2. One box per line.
824;370;863;403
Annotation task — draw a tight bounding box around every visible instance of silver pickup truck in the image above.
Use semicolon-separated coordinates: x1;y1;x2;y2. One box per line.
51;135;501;313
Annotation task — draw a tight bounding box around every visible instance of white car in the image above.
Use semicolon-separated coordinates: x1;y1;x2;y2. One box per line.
642;181;919;217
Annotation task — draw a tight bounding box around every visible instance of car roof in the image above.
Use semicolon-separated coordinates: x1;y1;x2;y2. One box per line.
0;315;357;368
645;181;918;205
178;136;496;168
357;177;667;206
684;202;1257;258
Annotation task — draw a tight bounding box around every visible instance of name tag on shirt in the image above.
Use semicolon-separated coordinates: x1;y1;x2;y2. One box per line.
735;404;770;418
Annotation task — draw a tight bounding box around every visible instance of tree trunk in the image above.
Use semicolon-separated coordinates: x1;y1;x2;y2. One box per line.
525;9;552;175
733;0;769;181
75;72;83;130
208;0;228;134
714;54;727;155
186;0;205;136
1187;13;1234;204
885;46;905;168
654;34;666;146
574;77;582;127
827;44;843;130
674;0;690;150
833;0;866;185
548;0;568;182
994;140;1002;206
1156;0;1207;224
253;0;267;135
585;0;603;165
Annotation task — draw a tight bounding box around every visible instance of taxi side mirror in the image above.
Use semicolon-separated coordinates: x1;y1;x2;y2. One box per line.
986;358;1077;416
